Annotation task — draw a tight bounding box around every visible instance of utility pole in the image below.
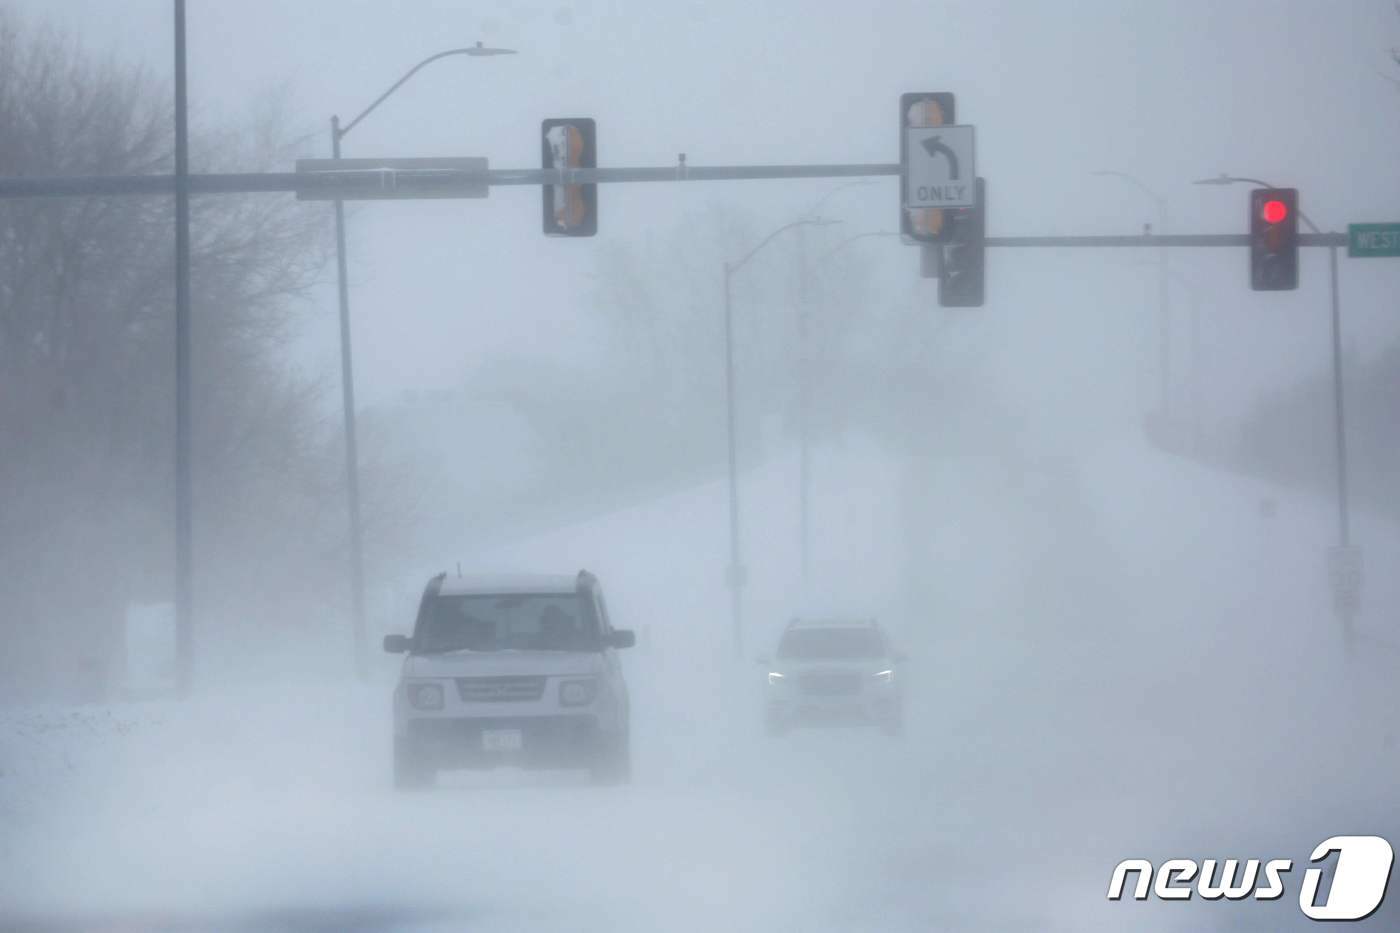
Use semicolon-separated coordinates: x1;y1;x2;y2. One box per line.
173;0;193;697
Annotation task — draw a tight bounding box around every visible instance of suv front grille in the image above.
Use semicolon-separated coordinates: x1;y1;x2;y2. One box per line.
797;671;862;697
456;676;547;703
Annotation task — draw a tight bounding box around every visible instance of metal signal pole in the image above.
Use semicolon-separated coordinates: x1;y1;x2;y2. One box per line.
173;0;193;696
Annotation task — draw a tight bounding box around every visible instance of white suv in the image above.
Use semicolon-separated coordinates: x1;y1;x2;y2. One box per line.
383;569;634;788
760;618;905;736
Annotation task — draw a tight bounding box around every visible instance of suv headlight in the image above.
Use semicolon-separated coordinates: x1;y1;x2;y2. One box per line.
767;672;786;686
559;678;597;706
873;669;894;684
406;682;445;710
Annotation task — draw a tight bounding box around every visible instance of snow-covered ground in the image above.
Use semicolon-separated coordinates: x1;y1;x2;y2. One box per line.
3;433;1397;931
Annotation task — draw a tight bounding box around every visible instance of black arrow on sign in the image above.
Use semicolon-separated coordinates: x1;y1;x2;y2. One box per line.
920;135;960;180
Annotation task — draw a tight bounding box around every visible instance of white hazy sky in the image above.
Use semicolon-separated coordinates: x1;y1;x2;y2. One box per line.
7;0;1400;417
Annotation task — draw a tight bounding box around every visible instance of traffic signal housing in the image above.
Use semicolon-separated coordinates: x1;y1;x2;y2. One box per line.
939;177;986;307
542;118;597;237
900;92;954;243
1250;187;1297;290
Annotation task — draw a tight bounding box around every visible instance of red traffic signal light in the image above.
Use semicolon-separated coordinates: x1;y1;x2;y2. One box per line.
1261;199;1288;224
1249;187;1298;291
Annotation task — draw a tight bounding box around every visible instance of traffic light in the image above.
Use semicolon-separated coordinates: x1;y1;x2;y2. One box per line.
541;118;597;236
1250;187;1297;290
939;177;985;307
900;92;954;242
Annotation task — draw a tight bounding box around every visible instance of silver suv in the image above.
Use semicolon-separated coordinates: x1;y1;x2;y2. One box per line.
383;569;634;788
759;618;905;736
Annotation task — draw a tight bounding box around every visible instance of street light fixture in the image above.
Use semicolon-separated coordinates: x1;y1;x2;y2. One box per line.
1192;174;1322;233
1194;172;1354;637
816;230;902;264
330;42;515;679
724;217;840;658
1092;170;1171;416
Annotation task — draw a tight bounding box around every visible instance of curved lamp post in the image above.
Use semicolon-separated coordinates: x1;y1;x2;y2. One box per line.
332;42;515;679
1194;172;1352;637
791;180;877;580
724;217;839;657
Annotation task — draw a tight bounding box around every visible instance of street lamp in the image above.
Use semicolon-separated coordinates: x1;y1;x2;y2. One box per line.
1193;174;1322;233
1092;170;1171;417
817;230;902;264
792;180;877;581
724;217;839;658
331;41;515;679
1194;172;1353;638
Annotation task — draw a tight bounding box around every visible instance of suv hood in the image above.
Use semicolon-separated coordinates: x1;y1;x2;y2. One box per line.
403;650;604;679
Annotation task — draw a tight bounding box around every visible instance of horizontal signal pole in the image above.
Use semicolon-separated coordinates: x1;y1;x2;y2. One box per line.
987;233;1348;248
0;163;901;200
0;167;1352;251
0;173;301;197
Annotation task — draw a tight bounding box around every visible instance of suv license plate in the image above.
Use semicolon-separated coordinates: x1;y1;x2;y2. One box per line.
481;729;523;752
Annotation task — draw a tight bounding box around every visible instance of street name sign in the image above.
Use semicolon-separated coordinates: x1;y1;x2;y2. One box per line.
294;157;489;200
1348;223;1400;258
904;125;975;209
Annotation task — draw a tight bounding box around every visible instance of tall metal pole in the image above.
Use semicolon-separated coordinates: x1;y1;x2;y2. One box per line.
1328;243;1354;641
173;0;193;697
1327;245;1350;548
723;261;743;658
792;180;871;582
327;44;514;680
795;227;811;582
1189;288;1202;452
331;116;368;680
1194;174;1355;633
1156;202;1170;415
719;217;836;658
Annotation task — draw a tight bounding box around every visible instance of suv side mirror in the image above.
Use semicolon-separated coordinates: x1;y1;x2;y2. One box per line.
607;629;636;649
383;634;411;654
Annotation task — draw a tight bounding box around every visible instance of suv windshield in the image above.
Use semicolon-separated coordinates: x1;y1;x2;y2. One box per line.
415;592;599;653
777;627;885;660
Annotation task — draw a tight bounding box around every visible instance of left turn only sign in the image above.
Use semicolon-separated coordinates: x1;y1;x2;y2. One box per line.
904;125;975;208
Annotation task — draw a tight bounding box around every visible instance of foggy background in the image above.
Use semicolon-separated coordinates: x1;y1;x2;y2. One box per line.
1;1;1398;930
